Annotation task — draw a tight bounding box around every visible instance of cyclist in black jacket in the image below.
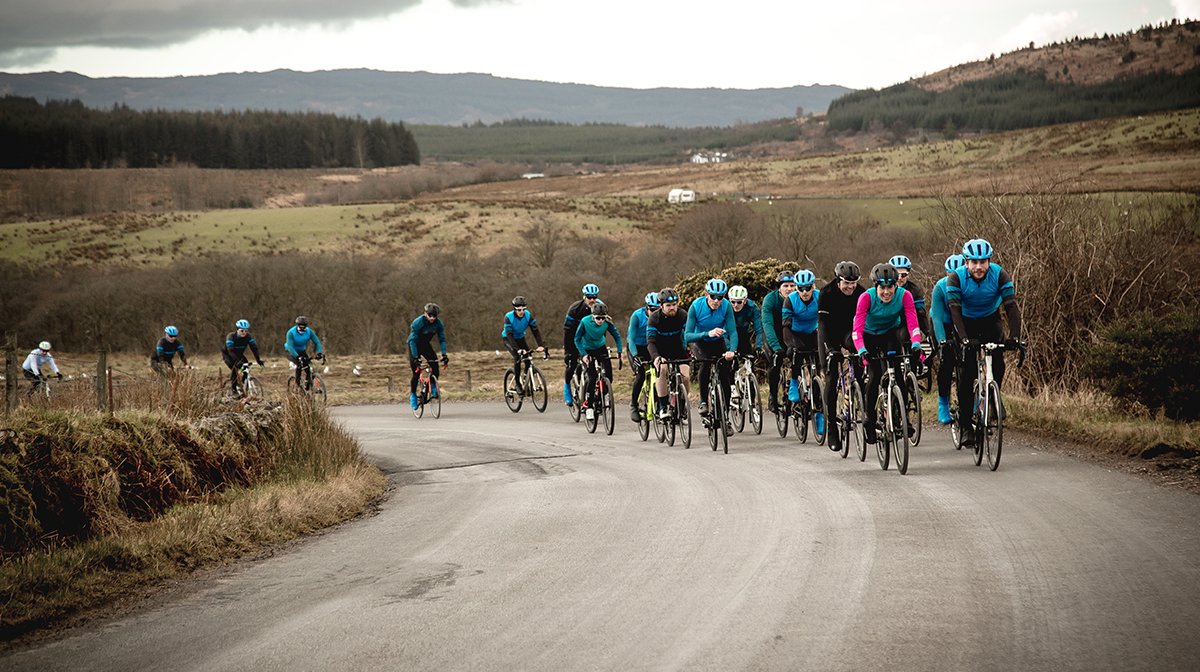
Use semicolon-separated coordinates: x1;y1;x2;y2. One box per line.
817;261;866;452
151;325;189;374
647;288;691;420
562;283;601;408
222;319;264;396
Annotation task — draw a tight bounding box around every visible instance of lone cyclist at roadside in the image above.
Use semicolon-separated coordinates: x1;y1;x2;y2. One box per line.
222;320;265;397
562;283;602;408
946;239;1024;442
502;296;546;397
782;270;821;430
22;341;62;396
626;292;659;422
686;278;737;417
151;325;189;374
817;261;866;452
574;302;623;411
729;285;763;359
929;254;965;425
760;270;797;413
284;316;325;389
408;303;449;410
852;264;922;444
647;287;691;419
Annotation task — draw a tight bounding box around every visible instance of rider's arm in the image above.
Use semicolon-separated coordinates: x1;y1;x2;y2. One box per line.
248;337;263;364
606;321;623;354
852;292;871;355
625;310;640;354
284;327;299;357
751;303;764;350
930;281;949;343
683;301;705;345
177;341;189;366
573;320;588;354
407;317;421;358
502;314;520;350
563;304;579;350
998;269;1021;340
310;330;323;355
945;273;968;342
646;319;661;362
760;292;783;352
529;314;546;348
901;291;922;347
436;320;447;354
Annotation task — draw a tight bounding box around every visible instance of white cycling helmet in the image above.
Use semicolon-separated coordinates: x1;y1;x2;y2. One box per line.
39;341;52;350
728;285;749;301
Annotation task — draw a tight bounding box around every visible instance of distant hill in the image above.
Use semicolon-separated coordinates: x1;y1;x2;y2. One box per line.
0;69;852;128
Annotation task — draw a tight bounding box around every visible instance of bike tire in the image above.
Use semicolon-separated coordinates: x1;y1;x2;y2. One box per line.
876;390;890;471
812;377;826;446
429;375;441;419
891;384;910;475
972;382;984;466
795;400;809;444
731;383;746;433
775;399;790;438
504;369;523;413
601;377;615;436
707;382;719;452
852;381;867;462
569;372;583;422
311;374;327;405
986;380;1004;471
246;377;262;401
749;375;763;435
413;384;425;418
532;367;548;413
905;371;922;447
714;382;729;454
950;404;962;450
676;373;692;449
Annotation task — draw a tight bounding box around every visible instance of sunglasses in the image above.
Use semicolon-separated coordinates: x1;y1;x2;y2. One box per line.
897;272;910;278
731;300;746;305
709;294;726;300
584;295;599;300
877;281;897;287
798;285;814;291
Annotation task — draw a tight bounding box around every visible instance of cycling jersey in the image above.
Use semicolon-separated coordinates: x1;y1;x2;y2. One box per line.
502;309;545;349
930;277;952;342
563;299;599;352
627;306;652;352
685;296;737;351
647;308;687;361
153;337;188;365
817;280;865;357
852;287;920;353
732;299;764;350
783;290;820;334
946;264;1014;319
407;316;447;358
760;289;787;352
22;348;60;375
285;326;324;358
575;316;623;354
223;332;262;362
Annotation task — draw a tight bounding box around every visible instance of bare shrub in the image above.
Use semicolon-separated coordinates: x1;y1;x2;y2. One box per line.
671;202;766;271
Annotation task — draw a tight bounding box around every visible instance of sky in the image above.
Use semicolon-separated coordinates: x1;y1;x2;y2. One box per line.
1;0;1198;90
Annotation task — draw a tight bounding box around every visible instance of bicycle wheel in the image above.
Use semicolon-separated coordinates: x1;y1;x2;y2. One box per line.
852;381;867;462
794;399;809;444
531;368;548;413
413;381;426;418
287;376;300;396
950;403;962;450
890;384;910;475
584;381;599;433
569;371;583;422
246;376;262;400
503;369;522;413
876;391;890;471
985;381;1004;471
707;382;719;452
905;371;922;447
835;382;851;459
601;377;615;436
775;399;790;438
812;377;826;446
730;378;746;433
971;382;984;466
714;382;729;454
676;372;691;449
429;375;441;418
311;374;327;406
749;376;763;435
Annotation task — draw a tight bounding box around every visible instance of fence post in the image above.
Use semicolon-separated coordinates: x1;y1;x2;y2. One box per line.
96;348;107;412
465;370;472;391
4;332;16;416
386;376;395;394
106;366;114;417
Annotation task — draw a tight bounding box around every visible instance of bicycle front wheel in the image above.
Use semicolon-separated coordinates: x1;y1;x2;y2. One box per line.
531;368;548;413
714;383;729;454
852;381;867;462
246;377;262;401
569;373;583;422
890;384;910;475
775;400;790;438
504;369;522;413
812;377;826;446
905;370;922;447
311;374;327;405
749;375;763;435
731;380;746;433
676;373;691;449
985;381;1004;471
429;375;441;418
972;381;984;466
794;401;809;444
876;392;890;471
707;383;719;452
601;377;615;436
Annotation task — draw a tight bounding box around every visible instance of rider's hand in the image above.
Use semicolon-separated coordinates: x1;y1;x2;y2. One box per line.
535;346;545;352
440;355;449;366
960;339;976;352
618;356;624;371
581;355;590;364
256;360;265;367
708;328;725;338
654;356;664;368
910;341;922;352
1004;338;1020;350
315;352;325;361
723;351;735;361
56;372;63;380
518;349;527;356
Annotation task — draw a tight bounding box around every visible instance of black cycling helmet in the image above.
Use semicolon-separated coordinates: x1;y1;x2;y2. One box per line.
870;263;899;286
512;296;527;307
590;303;609;317
424;303;440;317
775;270;797;285
657;287;680;304
295;315;309;326
835;261;861;282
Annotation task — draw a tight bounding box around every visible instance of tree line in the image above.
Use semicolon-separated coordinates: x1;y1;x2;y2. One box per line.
826;66;1200;134
0;97;420;169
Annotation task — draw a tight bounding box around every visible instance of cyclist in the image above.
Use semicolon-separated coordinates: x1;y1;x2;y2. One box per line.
817;261;866;453
285;316;325;389
22;340;62;396
626;292;659;422
222;319;265;397
760;270;797;413
890;254;932;373
562;283;602;408
685;278;737;417
647;287;691;420
151;325;189;374
574;302;623;411
782;270;823;432
852;263;922;444
946;238;1024;442
929;254;965;424
729;285;763;358
503;296;547;397
408;303;449;410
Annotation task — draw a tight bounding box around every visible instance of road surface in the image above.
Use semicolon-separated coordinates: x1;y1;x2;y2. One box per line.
6;402;1200;671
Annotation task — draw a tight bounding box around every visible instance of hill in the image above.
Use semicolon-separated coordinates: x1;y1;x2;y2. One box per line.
0;69;851;128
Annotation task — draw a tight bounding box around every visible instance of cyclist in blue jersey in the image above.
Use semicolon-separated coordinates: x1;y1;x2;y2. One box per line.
408;303;449;410
562;283;602;407
852;264;923;444
818;261;866;453
627;292;659;422
929;254;965;424
151;325;189;374
889;254;932;352
284;316;325;389
22;340;62;396
686;278;737;416
760;270;796;413
946;239;1025;442
575;302;623;409
222;320;265;396
782;270;821;428
502;296;547;396
647;287;691;419
729;285;763;357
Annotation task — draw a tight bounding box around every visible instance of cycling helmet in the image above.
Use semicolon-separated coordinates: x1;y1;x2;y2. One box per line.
944;254;965;274
424;303;440;317
775;270;796;285
834;261;861;281
728;285;748;301
644;292;660;307
962;238;994;260
590;302;609;317
512;296;527;307
888;255;912;269
295;316;309;326
658;288;680;304
871;263;899;286
705;278;728;296
235;319;251;330
795;270;816;287
39;341;51;351
581;283;600;297
164;326;179;337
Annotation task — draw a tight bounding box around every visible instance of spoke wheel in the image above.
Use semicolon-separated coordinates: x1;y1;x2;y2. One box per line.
584;384;599;433
749;376;763;435
972;382;984;466
812;377;827;446
714;382;729;454
890;384;910;475
569;371;583;422
246;377;261;401
905;371;922;447
532;368;548;413
601;377;615;436
429;375;441;418
950;404;962;450
730;379;746;433
504;369;522;413
311;374;327;406
413;382;425;418
775;399;790;438
676;374;691;449
852;382;867;462
876;391;890;471
795;400;809;444
985;381;1004;471
707;383;719;452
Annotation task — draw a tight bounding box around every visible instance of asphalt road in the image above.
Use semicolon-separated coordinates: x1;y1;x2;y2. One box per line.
7;402;1200;671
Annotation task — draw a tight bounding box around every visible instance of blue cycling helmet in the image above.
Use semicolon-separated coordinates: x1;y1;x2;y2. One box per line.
888;255;912;269
644;292;660;307
962;238;993;260
164;325;179;337
705;278;729;296
235;319;250;329
581;283;600;297
775;270;796;285
795;270;816;287
944;254;965;274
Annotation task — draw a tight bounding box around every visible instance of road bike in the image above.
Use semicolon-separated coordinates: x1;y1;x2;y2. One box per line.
634;356;662;442
789;350;827;446
23;373;55;400
581;355;618;435
504;350;549;413
900;354;923;447
567;356;586;423
236;361;263;400
287;353;327;405
952;341;1024;471
728;353;763;435
657;358;693;448
830;352;867;461
772;351;792;438
700;356;734;454
413;360;441;419
867;351;911;474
